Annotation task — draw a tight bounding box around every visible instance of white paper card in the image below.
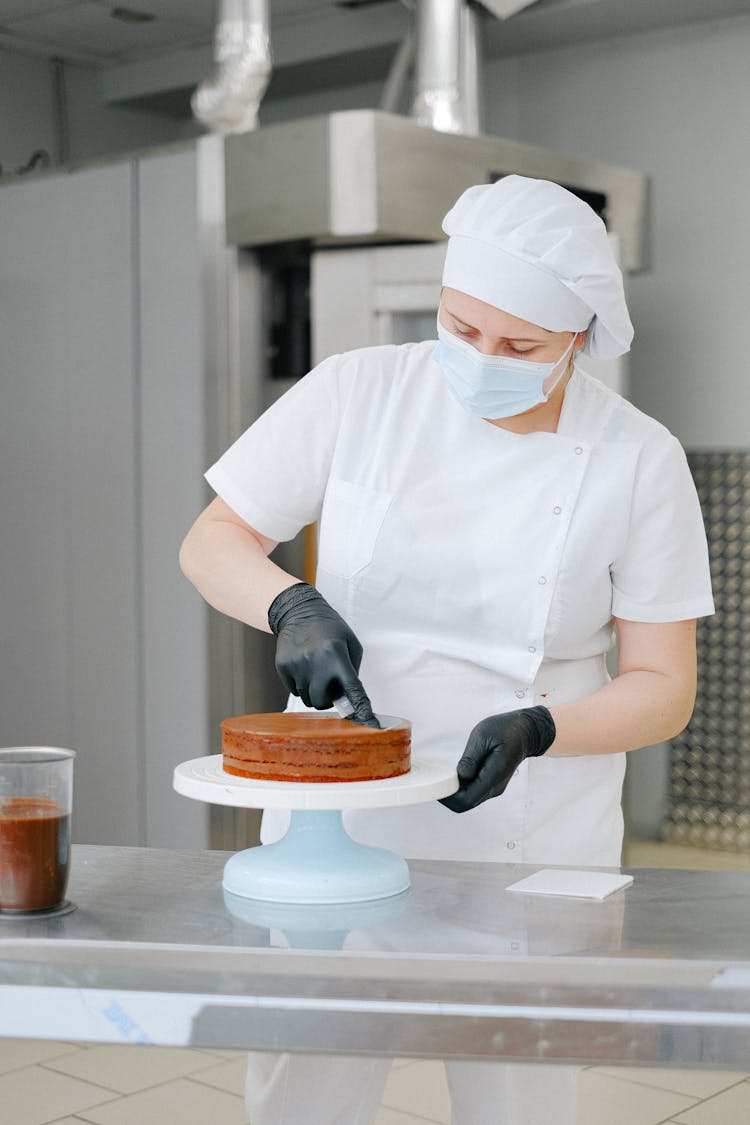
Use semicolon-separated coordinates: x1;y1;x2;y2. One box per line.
712;968;750;989
506;869;634;901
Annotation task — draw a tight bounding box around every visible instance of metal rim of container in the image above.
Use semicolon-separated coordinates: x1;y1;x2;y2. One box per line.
0;747;76;764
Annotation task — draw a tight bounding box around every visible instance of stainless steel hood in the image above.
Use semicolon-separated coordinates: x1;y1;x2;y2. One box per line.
225;109;648;271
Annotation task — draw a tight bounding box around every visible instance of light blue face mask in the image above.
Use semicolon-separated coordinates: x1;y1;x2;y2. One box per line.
433;321;576;419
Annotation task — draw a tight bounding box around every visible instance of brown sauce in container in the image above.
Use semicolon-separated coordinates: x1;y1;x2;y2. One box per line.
0;797;70;911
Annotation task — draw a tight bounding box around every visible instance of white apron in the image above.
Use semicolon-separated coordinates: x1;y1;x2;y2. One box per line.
262;390;626;868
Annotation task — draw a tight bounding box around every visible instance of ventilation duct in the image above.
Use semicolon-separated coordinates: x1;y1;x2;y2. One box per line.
192;0;272;136
411;0;483;135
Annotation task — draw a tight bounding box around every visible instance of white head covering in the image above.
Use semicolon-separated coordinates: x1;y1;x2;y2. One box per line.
441;175;633;358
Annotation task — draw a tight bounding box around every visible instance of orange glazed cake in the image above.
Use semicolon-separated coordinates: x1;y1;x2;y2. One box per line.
221;712;411;783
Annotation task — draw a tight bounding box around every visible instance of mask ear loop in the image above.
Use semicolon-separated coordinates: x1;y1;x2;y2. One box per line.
543;334;578;399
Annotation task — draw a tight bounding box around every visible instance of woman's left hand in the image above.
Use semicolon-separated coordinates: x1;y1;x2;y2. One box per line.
440;706;556;813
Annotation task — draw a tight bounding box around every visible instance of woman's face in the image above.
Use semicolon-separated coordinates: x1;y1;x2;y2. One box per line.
438;287;586;395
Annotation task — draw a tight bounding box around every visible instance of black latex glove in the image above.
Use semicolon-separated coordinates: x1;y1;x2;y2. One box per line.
440;706;556;813
268;582;380;727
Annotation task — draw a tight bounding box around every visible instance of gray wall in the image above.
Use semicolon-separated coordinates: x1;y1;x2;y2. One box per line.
0;145;215;848
0;47;194;172
1;161;143;842
485;15;750;449
0;48;59;170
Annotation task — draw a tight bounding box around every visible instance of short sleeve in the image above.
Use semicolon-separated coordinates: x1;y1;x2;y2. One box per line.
610;433;715;622
205;355;343;541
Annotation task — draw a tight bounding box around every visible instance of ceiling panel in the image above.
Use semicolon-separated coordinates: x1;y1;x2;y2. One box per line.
1;0;749;69
5;2;210;61
121;0;215;26
131;0;338;30
0;0;355;63
0;0;80;21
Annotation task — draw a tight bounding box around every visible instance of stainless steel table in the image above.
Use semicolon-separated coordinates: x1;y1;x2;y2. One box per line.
1;845;749;1067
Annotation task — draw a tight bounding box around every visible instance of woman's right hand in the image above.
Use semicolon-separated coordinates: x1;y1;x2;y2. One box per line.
268;583;379;726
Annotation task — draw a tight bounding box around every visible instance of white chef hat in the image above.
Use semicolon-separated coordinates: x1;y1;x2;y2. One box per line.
441;175;633;358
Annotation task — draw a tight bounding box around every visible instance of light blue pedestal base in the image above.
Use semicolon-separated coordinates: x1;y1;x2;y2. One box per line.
222;809;410;905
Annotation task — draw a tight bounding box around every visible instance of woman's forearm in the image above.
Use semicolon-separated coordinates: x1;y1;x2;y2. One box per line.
179;517;298;633
547;668;695;758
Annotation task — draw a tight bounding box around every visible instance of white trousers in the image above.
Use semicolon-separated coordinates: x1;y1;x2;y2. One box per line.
244;1052;580;1125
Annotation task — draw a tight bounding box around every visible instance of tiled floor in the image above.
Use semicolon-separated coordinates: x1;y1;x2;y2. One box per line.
2;839;748;1125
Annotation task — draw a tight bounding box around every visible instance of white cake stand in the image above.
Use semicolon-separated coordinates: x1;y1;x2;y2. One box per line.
173;753;458;905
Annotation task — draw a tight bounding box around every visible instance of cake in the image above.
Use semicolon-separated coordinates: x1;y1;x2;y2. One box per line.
221;712;411;783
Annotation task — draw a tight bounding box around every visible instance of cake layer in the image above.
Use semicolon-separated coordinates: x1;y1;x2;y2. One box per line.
221;712;411;783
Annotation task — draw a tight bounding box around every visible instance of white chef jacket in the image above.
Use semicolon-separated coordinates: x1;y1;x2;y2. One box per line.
205;341;714;868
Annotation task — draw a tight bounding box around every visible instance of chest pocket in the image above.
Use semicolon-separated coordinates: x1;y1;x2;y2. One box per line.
317;476;393;579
